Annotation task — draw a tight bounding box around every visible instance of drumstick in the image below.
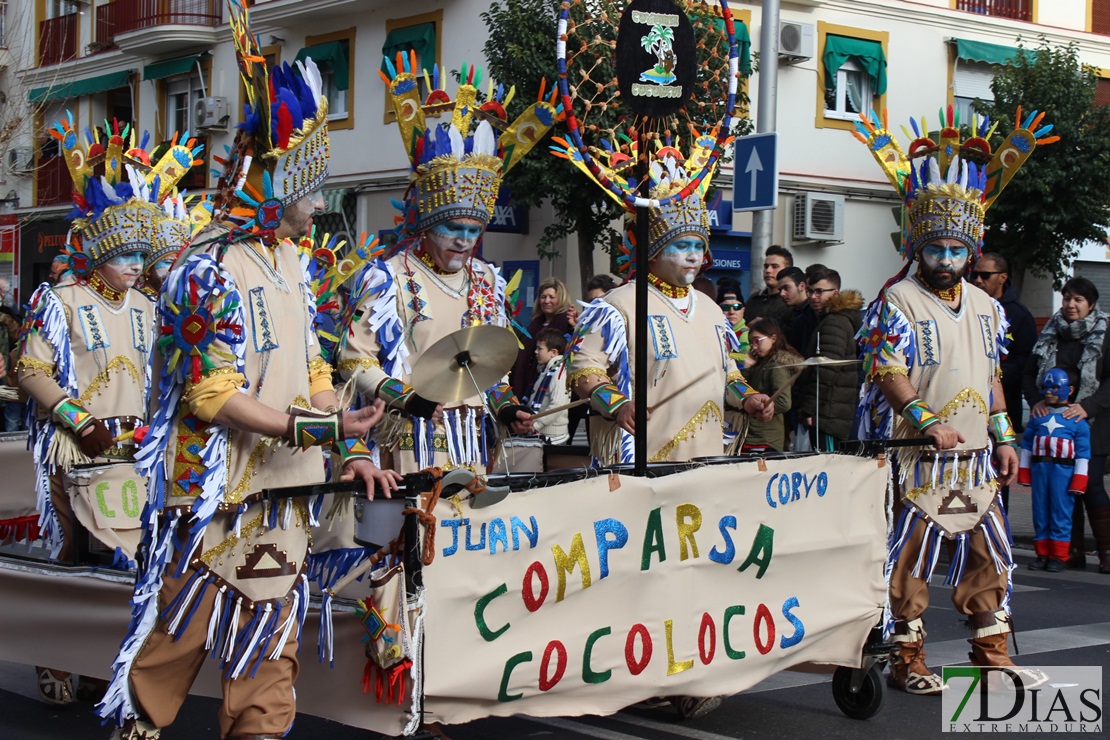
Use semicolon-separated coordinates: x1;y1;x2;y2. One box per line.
647;366;716;412
766;368;806;404
530;398;589;420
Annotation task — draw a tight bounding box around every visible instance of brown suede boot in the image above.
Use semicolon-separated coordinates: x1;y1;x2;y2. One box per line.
1088;507;1110;575
967;611;1049;689
888;618;946;695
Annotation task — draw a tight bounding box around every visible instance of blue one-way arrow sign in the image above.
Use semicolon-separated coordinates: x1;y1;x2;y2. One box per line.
732;132;778;212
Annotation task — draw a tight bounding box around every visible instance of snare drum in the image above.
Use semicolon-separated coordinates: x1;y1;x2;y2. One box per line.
352;496;409;551
489;436;544;475
65;462;148;559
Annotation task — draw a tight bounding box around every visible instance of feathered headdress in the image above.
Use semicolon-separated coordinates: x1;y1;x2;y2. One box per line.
48;112;203;275
552;125;731;272
381;53;563;247
853;104;1058;260
150;193;212;268
220;0;329;235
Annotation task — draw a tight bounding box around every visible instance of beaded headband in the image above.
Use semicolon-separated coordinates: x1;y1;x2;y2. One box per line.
552;127;729;273
221;0;330;236
49;114;202;272
382;54;562;242
853;105;1058;260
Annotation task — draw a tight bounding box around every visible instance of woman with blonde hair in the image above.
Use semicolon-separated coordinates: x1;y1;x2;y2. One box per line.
512;277;578;401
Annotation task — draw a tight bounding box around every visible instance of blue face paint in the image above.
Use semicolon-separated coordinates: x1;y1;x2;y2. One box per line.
154;259;174;272
431;221;484;244
108;252;147;267
660;237;706;257
920;244;970;263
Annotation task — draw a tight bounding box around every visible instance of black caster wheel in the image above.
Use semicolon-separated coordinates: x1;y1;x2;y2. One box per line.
832;664;884;720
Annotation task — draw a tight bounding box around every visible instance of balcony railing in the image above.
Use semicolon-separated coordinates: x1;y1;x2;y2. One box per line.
36;156;71;208
955;0;1033;22
38;14;78;67
96;0;222;47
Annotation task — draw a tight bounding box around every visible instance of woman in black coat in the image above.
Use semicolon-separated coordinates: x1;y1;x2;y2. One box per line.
1024;277;1110;574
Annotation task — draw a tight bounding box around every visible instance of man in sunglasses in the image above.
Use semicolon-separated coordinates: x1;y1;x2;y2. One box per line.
971;253;1038;480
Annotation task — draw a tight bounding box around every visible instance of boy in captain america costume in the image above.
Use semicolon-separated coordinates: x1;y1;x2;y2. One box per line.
1019;368;1091;572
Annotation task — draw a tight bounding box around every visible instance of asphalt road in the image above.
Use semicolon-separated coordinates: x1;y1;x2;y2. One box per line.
2;533;1107;740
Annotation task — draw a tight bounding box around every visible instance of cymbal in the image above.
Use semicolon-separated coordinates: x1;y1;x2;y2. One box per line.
777;355;861;369
410;325;520;404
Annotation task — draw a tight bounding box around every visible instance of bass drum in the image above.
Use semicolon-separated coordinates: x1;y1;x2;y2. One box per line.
0;431;38;545
65;462;148;561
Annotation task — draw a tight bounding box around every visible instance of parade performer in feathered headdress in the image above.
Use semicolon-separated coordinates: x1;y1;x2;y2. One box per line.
854;106;1056;695
99;3;399;737
14;114;199;706
560;131;772;471
337;55;562;474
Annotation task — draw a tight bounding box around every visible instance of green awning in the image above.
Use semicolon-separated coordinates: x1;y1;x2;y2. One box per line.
29;70;132;104
143;55;200;82
296;41;349;91
823;35;887;95
381;23;436;74
953;38;1028;66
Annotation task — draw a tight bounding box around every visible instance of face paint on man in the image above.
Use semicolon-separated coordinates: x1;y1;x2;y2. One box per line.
99;251;147;291
917;239;971;291
649;236;706;288
146;258;175;292
423;218;484;273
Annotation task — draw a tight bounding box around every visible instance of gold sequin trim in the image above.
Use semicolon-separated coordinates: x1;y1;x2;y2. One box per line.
338;357;382;373
308;356;331;372
16;357;55;376
226;440;271;504
650;400;722;463
871;366;908;380
79;356;141;404
726;370;744;383
198;501;310;567
905;471;998;501
204;366;239;378
568;368;611;388
936;388;988;421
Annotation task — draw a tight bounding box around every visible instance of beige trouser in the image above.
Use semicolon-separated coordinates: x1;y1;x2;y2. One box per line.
128;536;300;738
889;496;1009;623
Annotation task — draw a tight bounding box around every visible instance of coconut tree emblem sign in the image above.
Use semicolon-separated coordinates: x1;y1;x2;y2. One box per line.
614;0;696;117
640;22;677;85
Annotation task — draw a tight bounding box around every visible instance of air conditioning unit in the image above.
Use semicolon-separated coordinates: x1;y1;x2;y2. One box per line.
794;192;844;242
7;147;33;174
193;96;229;131
779;21;815;64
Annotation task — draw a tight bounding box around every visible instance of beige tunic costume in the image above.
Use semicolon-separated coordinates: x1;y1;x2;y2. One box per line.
567;281;743;464
858;274;1011;626
17;279;153;561
339;251;513;474
103;227;336;737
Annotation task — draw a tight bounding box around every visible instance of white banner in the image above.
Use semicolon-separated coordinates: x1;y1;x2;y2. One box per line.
421;454;890;725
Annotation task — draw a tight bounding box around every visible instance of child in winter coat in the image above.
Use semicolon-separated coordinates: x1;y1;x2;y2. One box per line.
528;328;570;444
